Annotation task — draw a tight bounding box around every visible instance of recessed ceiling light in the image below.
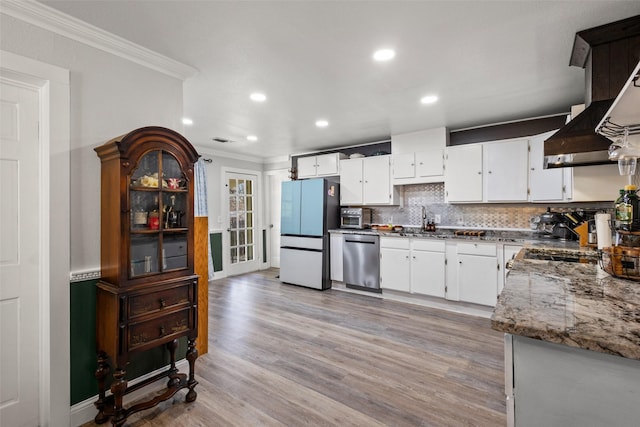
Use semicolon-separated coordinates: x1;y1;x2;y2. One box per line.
315;119;329;128
420;95;439;105
373;49;395;61
182;118;193;125
247;135;258;142
250;92;266;102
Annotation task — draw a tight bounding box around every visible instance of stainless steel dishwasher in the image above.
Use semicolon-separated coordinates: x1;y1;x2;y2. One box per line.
343;233;380;292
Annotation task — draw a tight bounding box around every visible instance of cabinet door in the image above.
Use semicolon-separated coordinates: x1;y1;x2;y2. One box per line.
339;158;363;205
315;153;339;176
415;149;444;177
300;178;324;236
445;144;483;202
411;250;446;297
457;254;498;306
380;247;411;292
529;131;566;201
363;155;391;204
392;153;416;179
297;156;317;178
485;139;529;202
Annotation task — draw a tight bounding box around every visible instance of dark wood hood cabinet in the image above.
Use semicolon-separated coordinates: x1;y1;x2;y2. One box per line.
93;127;200;426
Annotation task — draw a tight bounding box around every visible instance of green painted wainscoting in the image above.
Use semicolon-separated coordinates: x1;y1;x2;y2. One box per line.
210;232;223;272
70;279;187;405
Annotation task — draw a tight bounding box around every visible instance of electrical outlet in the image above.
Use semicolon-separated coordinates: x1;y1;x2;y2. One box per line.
434;214;441;224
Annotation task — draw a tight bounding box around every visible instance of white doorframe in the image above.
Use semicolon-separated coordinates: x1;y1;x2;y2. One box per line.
220;167;263;276
0;50;70;427
264;169;289;268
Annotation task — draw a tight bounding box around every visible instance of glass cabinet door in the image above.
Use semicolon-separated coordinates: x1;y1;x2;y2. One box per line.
128;150;189;278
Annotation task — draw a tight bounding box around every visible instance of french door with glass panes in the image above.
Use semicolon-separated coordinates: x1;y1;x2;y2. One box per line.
225;172;260;275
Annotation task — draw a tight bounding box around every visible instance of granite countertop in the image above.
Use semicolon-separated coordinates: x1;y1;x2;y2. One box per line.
329;227;581;246
491;247;640;360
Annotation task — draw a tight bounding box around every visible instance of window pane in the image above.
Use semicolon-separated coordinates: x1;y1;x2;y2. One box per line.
247;246;254;261
247;230;253;244
239;246;246;262
162;152;185;188
228;179;237;195
230;230;237;247
246;196;253;211
230;248;238;264
246;212;253;228
163;233;187;270
131;151;159;186
230;215;237;229
229;197;237;212
238;213;245;229
239;230;245;246
238;196;245;211
238;180;245;195
130;234;159;277
246;180;253;195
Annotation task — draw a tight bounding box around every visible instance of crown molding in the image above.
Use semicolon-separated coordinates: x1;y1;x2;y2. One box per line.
1;0;197;80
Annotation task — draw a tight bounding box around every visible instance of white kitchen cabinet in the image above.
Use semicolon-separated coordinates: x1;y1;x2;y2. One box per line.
445;144;483;202
498;244;522;294
410;239;446;298
392;127;447;185
297;153;343;178
330;233;343;282
484;139;529;202
379;238;411;292
529;131;572;202
456;242;499;306
340;155;399;205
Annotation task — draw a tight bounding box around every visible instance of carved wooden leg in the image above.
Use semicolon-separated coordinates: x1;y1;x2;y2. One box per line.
166;339;180;388
185;337;198;402
110;368;128;427
94;351;111;424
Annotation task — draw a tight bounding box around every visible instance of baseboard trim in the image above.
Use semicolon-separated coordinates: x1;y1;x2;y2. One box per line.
70;359;189;427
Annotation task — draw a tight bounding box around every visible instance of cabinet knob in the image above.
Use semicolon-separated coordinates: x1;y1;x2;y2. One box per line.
477;171;481;175
411;163;415;166
159;326;165;336
531;167;535;171
412;256;416;259
419;162;423;165
488;170;492;174
159;298;166;308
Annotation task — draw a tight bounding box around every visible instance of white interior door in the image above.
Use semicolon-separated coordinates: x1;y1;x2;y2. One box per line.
267;170;288;268
224;171;260;276
0;78;41;426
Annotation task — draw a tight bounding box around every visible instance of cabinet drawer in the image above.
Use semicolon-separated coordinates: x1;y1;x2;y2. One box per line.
380;237;410;249
411;239;445;252
457;242;496;256
128;308;192;351
129;283;192;319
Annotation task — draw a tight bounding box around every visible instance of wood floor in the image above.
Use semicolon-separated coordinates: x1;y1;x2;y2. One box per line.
85;269;506;426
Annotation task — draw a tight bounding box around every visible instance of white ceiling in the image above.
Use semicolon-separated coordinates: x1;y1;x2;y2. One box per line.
40;1;640;161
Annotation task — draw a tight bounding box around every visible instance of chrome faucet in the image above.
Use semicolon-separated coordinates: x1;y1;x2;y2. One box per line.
421;206;427;231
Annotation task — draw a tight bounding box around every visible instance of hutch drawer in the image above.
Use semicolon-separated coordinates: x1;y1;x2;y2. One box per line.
128;308;193;352
128;282;193;319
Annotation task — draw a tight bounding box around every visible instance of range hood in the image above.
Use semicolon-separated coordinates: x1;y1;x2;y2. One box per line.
544;15;640;168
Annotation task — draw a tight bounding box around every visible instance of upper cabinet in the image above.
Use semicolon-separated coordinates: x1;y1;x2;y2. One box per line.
297;153;345;178
391;127;448;185
529;130;572;202
484;139;529;202
444;144;483;202
340;155;399;206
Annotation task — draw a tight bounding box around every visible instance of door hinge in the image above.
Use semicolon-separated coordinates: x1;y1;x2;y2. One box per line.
445;258;447;265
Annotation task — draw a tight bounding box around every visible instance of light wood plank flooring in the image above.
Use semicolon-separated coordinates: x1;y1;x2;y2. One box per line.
84;268;506;426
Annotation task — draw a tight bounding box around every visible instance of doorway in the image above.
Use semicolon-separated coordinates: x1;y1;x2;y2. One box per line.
265;169;289;268
223;170;261;276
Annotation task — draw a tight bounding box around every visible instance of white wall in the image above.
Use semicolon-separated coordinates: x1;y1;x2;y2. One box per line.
1;14;185;273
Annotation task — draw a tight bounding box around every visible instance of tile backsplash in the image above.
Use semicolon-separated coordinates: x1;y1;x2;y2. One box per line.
371;183;613;230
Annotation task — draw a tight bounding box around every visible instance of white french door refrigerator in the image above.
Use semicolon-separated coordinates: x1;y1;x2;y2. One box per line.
280;178;339;290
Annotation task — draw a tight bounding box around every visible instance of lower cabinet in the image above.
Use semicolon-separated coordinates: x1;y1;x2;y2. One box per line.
380;237;446;296
456;242;499;306
379;238;411;292
410;239;446;298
